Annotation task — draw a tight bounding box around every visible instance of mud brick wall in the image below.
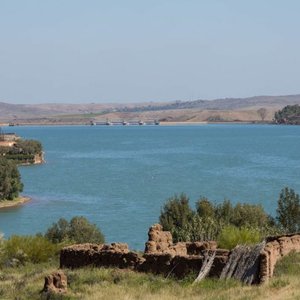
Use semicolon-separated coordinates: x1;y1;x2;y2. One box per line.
60;225;229;279
60;229;300;283
260;234;300;283
60;243;142;270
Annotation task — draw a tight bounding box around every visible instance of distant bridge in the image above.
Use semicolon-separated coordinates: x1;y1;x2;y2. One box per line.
91;120;160;126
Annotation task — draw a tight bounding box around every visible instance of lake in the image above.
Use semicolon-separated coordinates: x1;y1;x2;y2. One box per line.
0;124;299;249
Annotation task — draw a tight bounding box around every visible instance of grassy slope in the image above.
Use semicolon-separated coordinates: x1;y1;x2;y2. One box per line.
1;253;300;300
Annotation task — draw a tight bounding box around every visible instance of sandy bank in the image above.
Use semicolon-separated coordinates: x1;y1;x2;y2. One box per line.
0;196;31;209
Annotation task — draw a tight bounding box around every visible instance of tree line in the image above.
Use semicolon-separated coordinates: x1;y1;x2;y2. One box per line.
159;188;300;249
274;105;300;125
0;139;42;201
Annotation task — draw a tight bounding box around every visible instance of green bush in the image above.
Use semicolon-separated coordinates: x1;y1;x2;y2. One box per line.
173;215;223;242
274;104;300;124
196;197;215;219
13;140;43;155
159;194;194;242
217;225;261;250
0;157;23;200
3;235;59;264
159;192;289;244
276;187;300;233
214;200;270;228
45;216;105;244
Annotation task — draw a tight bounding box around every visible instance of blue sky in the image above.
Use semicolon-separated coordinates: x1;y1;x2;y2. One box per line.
1;0;300;103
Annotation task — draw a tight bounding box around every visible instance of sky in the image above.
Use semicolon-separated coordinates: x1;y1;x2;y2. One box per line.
1;0;300;104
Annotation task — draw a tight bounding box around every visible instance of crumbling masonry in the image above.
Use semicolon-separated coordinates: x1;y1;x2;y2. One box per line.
60;224;300;283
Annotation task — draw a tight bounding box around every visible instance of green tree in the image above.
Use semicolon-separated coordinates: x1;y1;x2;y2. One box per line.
159;194;194;242
214;199;234;224
196;196;215;219
13;140;43;155
276;187;300;233
231;203;269;228
45;216;105;244
44;218;70;243
274;105;300;124
0;157;23;200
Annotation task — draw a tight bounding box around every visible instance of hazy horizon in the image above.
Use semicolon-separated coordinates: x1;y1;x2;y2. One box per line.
1;0;300;104
3;93;300;106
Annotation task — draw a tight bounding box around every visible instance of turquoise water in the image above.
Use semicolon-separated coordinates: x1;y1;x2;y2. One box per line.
0;125;299;249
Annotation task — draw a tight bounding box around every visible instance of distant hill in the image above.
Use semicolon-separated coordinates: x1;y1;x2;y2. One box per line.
1;94;300;124
116;95;300;112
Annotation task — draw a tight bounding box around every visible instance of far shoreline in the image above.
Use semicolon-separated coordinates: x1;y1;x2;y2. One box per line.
0;196;31;210
0;120;272;127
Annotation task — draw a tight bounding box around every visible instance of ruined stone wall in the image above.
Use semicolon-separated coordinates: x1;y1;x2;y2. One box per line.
59;225;300;283
60;243;142;270
144;223;217;256
60;224;229;279
260;234;300;283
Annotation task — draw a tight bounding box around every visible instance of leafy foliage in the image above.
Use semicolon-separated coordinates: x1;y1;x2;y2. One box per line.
45;216;105;244
217;225;261;250
3;235;59;264
276;187;300;233
159;194;281;244
12;140;43;155
173;215;223;242
0;139;42;164
159;194;194;241
0;157;23;200
274;105;300;124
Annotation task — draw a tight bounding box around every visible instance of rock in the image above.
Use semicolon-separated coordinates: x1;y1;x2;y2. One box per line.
42;271;67;295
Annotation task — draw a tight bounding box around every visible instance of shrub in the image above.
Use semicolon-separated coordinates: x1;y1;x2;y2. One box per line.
231;203;269;228
274;104;300;124
159;194;279;244
159;194;194;242
13;140;43;155
276;187;300;233
45;216;105;244
173;215;223;242
217;225;261;250
196;197;215;219
0;157;23;200
3;235;59;264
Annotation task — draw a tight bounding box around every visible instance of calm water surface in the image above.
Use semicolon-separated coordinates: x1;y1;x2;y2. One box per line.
0;125;299;249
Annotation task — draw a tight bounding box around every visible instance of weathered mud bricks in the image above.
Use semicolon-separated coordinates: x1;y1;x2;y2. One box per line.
259;233;300;283
60;224;300;283
60;224;229;279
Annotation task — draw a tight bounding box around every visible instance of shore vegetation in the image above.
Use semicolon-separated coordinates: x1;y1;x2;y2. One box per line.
0;157;23;201
0;139;43;164
159;188;300;246
274;105;300;125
